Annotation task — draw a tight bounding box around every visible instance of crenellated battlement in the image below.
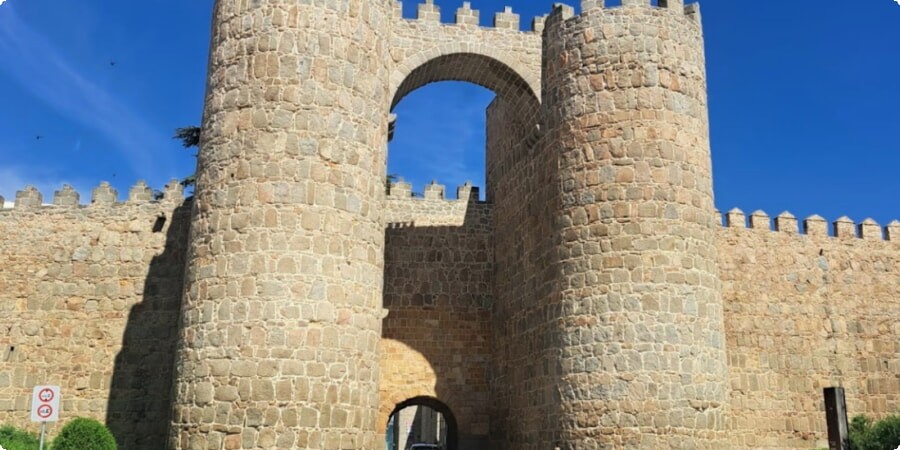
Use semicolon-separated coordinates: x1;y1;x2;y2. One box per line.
574;0;701;24
396;0;703;34
386;179;481;203
397;0;551;33
384;180;488;228
719;208;900;243
0;180;187;213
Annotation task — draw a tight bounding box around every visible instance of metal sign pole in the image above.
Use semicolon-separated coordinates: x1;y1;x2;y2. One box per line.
38;421;46;450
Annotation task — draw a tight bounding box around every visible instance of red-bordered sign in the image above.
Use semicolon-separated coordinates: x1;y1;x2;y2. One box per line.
37;404;53;419
38;388;54;402
30;385;60;422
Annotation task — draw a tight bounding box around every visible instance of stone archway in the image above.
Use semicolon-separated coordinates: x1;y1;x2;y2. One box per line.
386;396;459;450
381;45;543;450
389;51;540;111
385;50;542;201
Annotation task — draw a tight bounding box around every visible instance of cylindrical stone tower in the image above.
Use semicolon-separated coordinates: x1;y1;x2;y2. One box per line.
543;1;728;448
169;1;393;449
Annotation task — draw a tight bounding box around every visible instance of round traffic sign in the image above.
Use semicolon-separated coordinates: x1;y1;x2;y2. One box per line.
38;388;54;402
37;404;53;419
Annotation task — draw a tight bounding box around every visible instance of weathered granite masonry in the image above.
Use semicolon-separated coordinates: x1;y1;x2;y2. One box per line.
168;1;393;449
719;211;900;450
0;182;189;450
381;183;493;450
1;1;898;450
540;3;728;448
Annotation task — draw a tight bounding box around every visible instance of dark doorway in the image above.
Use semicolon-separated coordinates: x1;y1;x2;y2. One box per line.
386;397;458;450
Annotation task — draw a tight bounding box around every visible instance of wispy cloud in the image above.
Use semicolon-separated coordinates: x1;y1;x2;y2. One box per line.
0;7;173;176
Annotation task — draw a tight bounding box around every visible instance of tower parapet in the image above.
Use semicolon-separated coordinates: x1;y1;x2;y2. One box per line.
581;0;696;16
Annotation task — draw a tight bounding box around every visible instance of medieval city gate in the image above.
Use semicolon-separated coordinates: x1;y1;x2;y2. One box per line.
2;1;898;450
171;1;732;449
380;5;541;448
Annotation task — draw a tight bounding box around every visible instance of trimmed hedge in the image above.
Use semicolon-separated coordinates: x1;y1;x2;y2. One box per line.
50;418;116;450
0;425;39;450
849;414;900;450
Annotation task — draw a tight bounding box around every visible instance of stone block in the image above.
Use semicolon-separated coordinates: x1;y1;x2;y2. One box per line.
582;0;604;11
417;0;440;22
52;185;80;207
775;212;798;233
455;2;479;26
15;185;42;208
803;215;828;236
859;218;882;241
494;6;519;30
129;180;154;203
91;182;118;205
834;216;856;239
749;210;770;230
726;208;745;228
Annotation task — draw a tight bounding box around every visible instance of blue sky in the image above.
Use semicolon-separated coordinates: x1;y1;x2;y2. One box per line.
1;0;898;229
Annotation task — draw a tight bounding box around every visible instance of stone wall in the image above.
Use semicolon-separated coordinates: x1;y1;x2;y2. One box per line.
380;185;494;450
485;84;557;448
0;185;189;450
719;211;900;449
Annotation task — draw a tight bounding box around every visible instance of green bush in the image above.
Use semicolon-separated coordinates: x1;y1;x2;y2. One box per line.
0;425;40;450
50;418;116;450
849;414;900;450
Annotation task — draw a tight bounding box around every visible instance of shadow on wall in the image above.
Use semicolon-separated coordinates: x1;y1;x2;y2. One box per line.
105;203;191;450
381;200;493;450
